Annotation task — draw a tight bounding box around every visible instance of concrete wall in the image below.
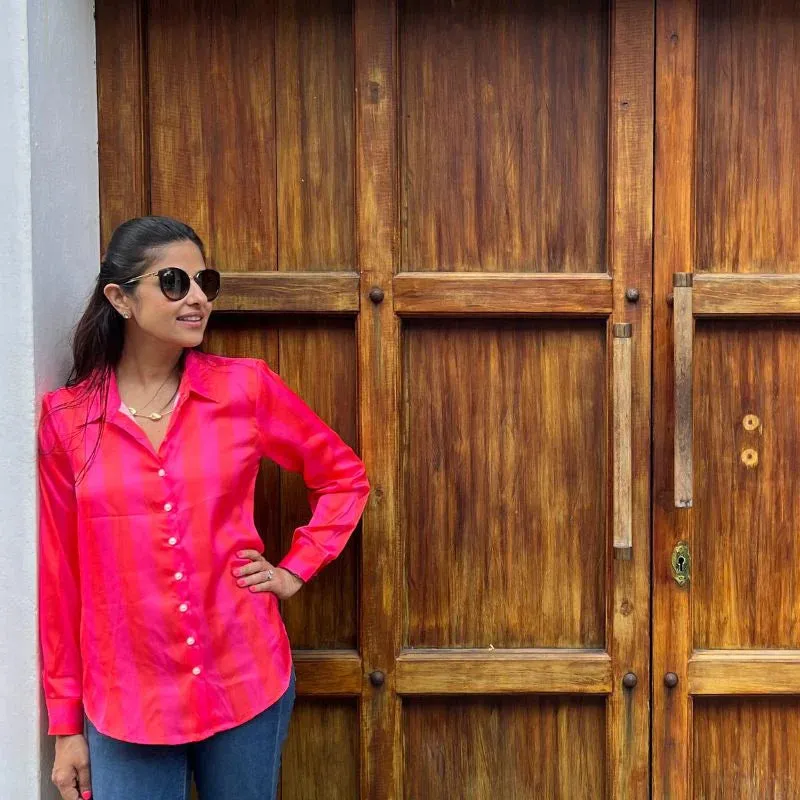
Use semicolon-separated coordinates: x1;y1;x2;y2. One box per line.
0;0;98;796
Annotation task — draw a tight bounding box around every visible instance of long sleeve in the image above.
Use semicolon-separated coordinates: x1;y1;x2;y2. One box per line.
37;393;84;735
254;360;370;582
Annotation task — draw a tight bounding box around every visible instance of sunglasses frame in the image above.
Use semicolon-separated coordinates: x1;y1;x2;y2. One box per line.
121;267;221;301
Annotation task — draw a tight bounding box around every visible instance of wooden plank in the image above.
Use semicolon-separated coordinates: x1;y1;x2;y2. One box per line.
653;0;697;797
608;2;654;797
212;272;360;314
393;273;613;317
396;650;612;696
95;0;148;245
613;324;633;558
694;274;800;316
293;650;363;696
689;651;800;695
673;275;694;508
354;1;402;797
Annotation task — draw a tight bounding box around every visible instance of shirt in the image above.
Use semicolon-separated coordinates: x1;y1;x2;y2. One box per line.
37;349;369;744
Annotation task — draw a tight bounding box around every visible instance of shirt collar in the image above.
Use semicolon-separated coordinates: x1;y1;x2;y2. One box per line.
85;349;219;424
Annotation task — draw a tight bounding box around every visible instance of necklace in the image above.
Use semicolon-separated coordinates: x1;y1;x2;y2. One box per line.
129;383;180;422
125;365;180;421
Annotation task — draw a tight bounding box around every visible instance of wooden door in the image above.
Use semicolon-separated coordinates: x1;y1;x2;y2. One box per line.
653;0;800;796
96;1;654;796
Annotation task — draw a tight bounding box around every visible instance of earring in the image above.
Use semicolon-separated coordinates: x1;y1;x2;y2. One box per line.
122;312;131;319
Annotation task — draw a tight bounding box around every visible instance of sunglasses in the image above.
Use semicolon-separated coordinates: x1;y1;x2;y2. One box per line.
121;267;221;301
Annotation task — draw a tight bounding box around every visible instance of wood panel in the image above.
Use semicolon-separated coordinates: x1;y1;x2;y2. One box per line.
354;0;402;796
96;0;148;245
206;316;359;651
694;321;800;650
400;0;609;273
693;274;800;316
282;700;359;800
653;0;697;795
396;649;612;695
279;320;359;649
148;0;277;271
403;321;607;649
689;650;800;695
276;0;354;271
393;272;613;317
694;698;800;798
403;696;606;799
696;0;800;274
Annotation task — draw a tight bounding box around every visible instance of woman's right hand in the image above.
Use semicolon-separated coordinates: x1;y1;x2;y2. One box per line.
52;733;92;799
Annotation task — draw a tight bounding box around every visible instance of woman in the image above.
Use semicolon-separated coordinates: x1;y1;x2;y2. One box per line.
38;216;369;800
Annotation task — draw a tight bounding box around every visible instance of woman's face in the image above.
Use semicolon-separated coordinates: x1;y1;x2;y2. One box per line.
111;240;213;348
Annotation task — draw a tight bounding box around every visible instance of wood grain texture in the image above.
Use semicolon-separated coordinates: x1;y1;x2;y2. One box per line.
694;274;800;316
282;700;359;800
696;0;800;274
276;0;354;271
689;650;800;695
400;0;608;272
95;0;148;246
673;280;694;508
607;5;654;795
653;0;696;795
393;272;613;316
279;320;359;649
148;0;277;271
395;649;611;695
694;321;800;650
354;1;402;796
694;698;800;799
404;321;606;649
613;329;632;554
293;650;362;695
403;696;607;799
213;272;360;314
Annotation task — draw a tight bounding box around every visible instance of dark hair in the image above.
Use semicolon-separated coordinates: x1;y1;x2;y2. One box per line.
45;216;206;483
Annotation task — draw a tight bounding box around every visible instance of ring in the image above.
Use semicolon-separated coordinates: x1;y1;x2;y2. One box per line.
266;569;274;581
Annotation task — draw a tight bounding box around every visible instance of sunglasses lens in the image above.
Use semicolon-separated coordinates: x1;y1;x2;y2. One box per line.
160;268;189;300
197;269;221;301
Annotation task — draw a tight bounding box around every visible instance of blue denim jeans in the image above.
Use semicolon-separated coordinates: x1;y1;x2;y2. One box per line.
84;671;295;800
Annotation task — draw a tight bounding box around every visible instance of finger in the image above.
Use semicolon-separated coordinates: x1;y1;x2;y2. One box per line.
236;549;262;561
232;560;267;578
52;767;79;800
236;568;273;587
76;760;92;799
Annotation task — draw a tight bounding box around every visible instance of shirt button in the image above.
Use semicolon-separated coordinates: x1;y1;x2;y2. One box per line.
192;666;202;676
158;469;166;477
186;636;196;646
168;537;178;546
174;571;184;581
164;502;173;512
179;603;188;613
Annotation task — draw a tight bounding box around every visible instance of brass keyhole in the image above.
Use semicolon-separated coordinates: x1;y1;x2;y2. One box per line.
677;555;686;573
671;541;691;587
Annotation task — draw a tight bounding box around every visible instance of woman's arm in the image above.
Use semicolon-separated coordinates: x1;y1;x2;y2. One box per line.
253;360;370;582
38;394;84;736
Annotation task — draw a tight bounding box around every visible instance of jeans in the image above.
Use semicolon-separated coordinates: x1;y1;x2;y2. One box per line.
84;671;295;800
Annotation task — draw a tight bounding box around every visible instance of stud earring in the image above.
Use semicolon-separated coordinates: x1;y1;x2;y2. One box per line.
122;312;131;319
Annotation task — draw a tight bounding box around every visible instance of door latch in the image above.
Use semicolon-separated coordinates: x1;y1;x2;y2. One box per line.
671;541;691;586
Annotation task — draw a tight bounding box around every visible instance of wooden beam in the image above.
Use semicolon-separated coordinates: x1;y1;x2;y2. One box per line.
212;271;360;313
393;272;613;316
395;649;612;695
689;651;800;695
292;649;362;697
693;273;800;316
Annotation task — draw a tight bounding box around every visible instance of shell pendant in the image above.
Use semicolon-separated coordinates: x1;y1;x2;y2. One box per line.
148;412;162;421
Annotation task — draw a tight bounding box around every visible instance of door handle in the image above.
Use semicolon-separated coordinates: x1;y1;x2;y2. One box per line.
673;273;694;508
613;323;633;559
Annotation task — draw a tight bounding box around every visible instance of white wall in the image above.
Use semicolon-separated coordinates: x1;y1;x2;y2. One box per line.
0;0;98;796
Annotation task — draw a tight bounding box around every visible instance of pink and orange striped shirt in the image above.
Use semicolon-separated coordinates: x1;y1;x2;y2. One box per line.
37;349;369;744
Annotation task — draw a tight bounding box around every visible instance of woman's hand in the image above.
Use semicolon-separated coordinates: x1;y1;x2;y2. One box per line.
232;550;304;601
52;733;92;799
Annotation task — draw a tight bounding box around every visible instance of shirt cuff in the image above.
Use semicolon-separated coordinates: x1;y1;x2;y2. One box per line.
46;697;84;736
278;548;321;584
